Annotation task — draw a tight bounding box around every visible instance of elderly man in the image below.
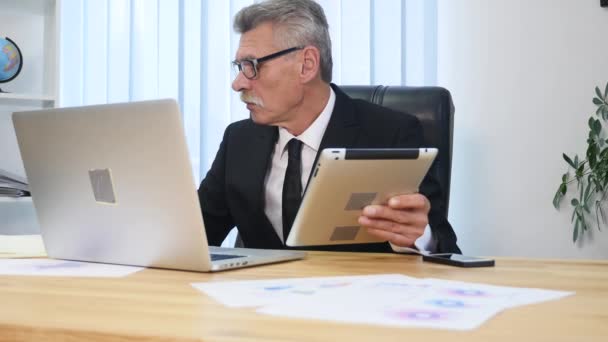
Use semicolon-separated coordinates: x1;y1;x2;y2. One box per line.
198;0;460;254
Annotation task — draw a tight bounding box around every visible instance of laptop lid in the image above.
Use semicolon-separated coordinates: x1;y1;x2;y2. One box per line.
12;99;304;272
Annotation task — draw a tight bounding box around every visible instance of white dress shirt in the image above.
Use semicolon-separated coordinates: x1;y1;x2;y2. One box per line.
263;88;436;254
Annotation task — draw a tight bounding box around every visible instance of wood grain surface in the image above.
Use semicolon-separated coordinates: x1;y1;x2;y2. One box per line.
1;251;607;341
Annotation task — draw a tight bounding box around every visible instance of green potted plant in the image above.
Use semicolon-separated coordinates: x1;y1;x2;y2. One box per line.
554;82;608;242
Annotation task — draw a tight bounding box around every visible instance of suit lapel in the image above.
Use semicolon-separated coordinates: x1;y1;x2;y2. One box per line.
241;124;285;248
317;84;360;159
245;124;278;209
302;84;361;190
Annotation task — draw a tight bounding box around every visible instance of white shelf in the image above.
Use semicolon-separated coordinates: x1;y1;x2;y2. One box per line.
0;93;55;102
0;0;58;181
0;0;55;16
0;0;58;103
0;196;32;203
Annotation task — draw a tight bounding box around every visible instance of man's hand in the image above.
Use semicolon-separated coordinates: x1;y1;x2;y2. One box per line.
358;193;431;247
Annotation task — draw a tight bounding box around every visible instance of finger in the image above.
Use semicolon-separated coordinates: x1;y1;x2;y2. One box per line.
362;206;428;227
358;216;425;239
366;227;417;247
388;194;430;212
362;205;408;223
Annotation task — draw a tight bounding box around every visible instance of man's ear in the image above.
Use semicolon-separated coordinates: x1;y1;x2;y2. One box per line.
300;46;321;83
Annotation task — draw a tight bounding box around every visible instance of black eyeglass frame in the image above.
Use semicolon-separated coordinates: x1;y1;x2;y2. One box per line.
232;46;304;80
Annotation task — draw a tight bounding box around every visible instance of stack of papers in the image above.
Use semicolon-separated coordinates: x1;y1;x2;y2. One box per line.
0;258;142;277
0;235;46;258
0;168;30;197
192;274;573;330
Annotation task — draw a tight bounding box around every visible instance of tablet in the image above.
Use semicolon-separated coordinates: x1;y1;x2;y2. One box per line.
285;148;437;247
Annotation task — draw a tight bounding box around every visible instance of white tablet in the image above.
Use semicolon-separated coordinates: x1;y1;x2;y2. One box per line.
285;148;437;247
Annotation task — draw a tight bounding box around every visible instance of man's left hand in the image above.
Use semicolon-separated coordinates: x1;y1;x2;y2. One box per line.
358;193;430;247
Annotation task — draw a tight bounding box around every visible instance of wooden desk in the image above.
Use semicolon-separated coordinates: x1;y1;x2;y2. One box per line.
0;251;607;341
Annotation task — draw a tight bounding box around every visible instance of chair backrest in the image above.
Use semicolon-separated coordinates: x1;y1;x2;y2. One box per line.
340;85;455;215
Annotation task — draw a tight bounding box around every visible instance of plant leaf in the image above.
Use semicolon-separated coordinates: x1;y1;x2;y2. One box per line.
573;219;579;242
563;154;576;168
599;202;605;231
601;147;608;160
594;97;603;106
582;215;588;231
584;180;592;202
576;163;585;181
588;145;597;169
553;188;563;209
594;119;602;135
596;200;602;229
571;206;577;222
596;86;604;101
604;82;608;100
571;198;579;206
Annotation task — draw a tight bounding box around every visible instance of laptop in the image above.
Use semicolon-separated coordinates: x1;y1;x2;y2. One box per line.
12;99;306;272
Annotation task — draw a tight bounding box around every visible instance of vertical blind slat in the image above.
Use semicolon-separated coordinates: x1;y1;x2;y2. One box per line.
59;0;84;106
340;0;371;85
83;1;108;105
107;0;131;103
130;0;159;101
158;0;180;100
372;0;402;85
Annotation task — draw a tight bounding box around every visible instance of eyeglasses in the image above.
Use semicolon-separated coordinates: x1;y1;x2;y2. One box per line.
232;46;303;80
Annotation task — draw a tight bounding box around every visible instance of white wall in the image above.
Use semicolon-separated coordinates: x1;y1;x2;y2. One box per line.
438;0;608;258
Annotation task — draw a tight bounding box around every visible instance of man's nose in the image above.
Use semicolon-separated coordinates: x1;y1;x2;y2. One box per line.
232;71;250;92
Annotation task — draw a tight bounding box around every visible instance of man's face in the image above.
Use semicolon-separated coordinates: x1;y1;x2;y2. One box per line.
232;22;303;127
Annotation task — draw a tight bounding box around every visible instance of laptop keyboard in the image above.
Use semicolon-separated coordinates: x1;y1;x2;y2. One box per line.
210;253;245;261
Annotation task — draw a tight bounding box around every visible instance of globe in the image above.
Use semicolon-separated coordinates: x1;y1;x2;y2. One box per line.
0;37;23;91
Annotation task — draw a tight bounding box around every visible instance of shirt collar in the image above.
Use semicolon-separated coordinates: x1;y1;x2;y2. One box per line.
277;87;336;155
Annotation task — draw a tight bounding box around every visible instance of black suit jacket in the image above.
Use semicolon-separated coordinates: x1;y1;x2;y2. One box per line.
198;84;460;253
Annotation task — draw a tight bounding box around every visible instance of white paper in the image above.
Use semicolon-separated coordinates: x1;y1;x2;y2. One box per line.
0;258;143;277
0;235;46;258
192;274;574;331
423;278;574;308
192;274;418;307
258;294;504;331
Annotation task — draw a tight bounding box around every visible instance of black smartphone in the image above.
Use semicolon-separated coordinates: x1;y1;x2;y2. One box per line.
422;253;495;268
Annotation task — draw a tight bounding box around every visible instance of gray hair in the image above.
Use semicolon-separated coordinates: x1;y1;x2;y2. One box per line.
233;0;333;83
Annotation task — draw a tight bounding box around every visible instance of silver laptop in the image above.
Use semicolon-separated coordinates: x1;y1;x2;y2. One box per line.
12;99;305;272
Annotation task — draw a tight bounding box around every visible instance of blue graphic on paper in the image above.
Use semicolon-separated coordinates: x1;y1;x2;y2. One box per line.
426;299;466;308
390;310;447;321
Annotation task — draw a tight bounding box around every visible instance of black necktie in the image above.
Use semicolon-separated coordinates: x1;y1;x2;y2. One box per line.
282;138;303;243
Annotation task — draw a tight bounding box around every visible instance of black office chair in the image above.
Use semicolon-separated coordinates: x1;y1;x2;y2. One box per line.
233;85;455;247
340;85;455;216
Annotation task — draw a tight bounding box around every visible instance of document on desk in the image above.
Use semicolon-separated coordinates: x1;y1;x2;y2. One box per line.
193;274;418;307
0;235;46;258
192;274;573;330
0;258;143;277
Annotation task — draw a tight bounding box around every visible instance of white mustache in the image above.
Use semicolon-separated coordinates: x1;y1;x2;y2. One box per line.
240;92;264;107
